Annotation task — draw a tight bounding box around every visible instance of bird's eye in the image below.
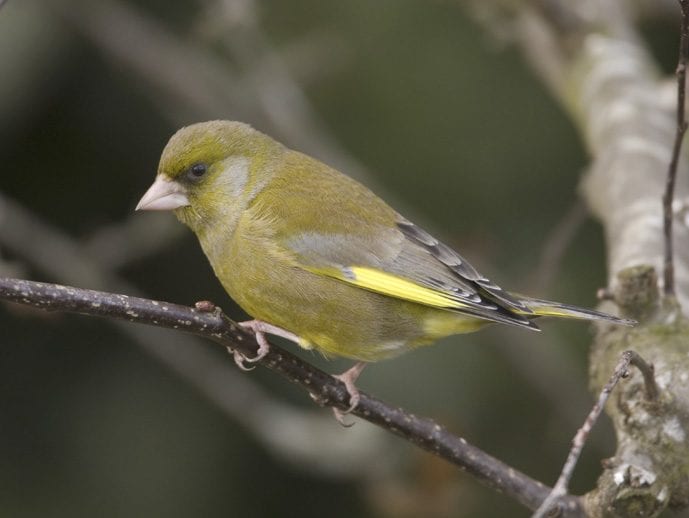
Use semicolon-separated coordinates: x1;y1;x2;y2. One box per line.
187;163;208;182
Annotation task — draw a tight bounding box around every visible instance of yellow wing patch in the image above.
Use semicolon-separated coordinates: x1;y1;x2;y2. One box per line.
313;265;469;309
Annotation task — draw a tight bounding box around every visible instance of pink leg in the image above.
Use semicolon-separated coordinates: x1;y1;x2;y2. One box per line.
230;319;300;370
332;361;367;425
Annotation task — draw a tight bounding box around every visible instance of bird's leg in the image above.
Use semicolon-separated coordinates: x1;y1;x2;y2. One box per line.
231;318;366;425
193;300;256;370
231;319;300;370
332;361;367;425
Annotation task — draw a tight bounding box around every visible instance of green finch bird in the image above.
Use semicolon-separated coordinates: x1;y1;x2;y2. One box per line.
136;120;633;410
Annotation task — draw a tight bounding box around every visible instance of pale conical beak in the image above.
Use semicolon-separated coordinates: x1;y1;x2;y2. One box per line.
136;175;190;211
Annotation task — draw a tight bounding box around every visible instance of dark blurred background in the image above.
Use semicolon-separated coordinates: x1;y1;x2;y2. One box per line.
0;1;678;517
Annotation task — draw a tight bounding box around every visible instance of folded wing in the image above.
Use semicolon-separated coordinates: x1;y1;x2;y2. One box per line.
285;217;539;330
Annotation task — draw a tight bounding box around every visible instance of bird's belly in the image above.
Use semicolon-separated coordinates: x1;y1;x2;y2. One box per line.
207;235;486;361
209;244;432;360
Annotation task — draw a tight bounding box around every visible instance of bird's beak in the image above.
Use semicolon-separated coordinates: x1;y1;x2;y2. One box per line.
136;175;190;211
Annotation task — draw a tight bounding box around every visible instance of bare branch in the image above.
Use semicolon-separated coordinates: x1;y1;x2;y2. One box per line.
663;0;689;298
628;349;660;401
0;276;585;516
586;269;689;515
51;0;370;182
83;214;185;270
468;0;689;308
467;2;689;513
531;200;588;294
533;350;658;518
0;192;389;477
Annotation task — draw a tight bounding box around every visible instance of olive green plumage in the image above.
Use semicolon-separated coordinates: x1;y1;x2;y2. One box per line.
137;120;633;362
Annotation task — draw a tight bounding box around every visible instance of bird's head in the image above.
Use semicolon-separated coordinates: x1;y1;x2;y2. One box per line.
136;120;283;231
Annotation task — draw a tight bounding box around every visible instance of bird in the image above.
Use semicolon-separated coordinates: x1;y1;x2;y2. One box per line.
136;120;634;415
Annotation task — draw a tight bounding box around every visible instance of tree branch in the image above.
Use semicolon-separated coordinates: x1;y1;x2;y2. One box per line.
0;276;585;516
467;2;689;514
0;192;398;478
533;349;658;518
663;0;689;298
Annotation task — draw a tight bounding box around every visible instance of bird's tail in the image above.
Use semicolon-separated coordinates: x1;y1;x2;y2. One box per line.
516;296;636;326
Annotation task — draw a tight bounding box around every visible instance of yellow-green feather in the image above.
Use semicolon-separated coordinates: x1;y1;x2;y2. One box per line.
309;266;469;310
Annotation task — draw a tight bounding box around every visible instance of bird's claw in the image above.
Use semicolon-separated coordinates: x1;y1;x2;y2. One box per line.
238;321;271;362
227;335;269;371
330;384;360;427
333;408;356;427
227;319;301;372
229;347;256;371
330;361;366;426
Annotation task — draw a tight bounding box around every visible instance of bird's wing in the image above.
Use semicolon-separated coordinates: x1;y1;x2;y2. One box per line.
284;217;538;329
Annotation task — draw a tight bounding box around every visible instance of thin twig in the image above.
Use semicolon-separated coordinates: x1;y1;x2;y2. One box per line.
52;0;370;182
663;0;689;298
628;350;660;401
532;350;653;518
494;328;610;455
83;214;185;270
0;276;585;516
532;200;588;294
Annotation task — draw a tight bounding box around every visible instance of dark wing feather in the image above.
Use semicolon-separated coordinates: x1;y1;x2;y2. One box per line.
396;220;533;314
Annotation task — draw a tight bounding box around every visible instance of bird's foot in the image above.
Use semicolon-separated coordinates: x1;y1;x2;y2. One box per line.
331;361;367;426
193;301;258;370
229;320;299;371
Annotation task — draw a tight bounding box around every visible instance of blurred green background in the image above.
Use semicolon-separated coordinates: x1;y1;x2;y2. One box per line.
0;1;677;517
